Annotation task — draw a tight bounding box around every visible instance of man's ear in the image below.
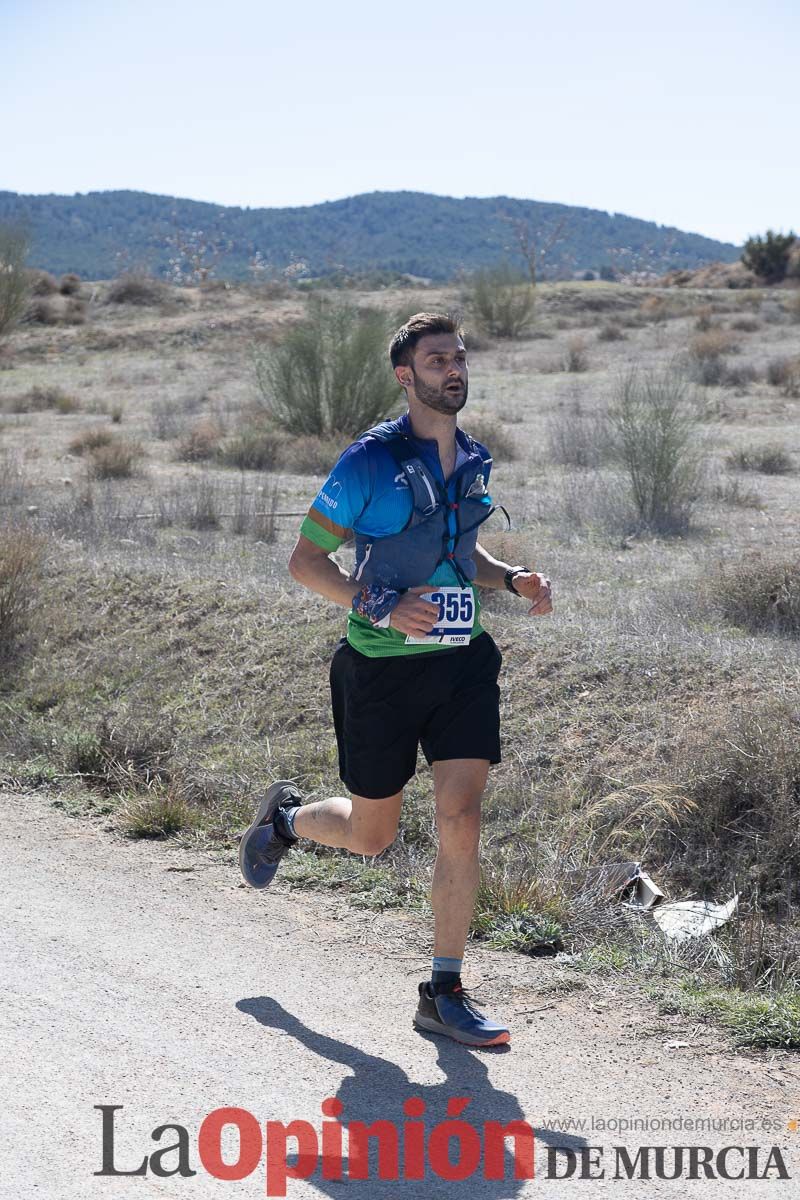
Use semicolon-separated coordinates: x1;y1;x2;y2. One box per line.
394;365;413;389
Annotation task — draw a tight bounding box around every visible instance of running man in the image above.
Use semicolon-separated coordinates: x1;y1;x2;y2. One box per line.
240;312;553;1046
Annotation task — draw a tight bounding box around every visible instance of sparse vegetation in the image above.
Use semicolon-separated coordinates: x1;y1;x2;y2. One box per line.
562;336;589;372
0;525;46;663
607;367;703;535
107;272;168;306
0;223;31;341
1;274;800;1037
87;437;144;479
465;264;536;339
254;297;399;435
710;556;800;638
727;444;793;475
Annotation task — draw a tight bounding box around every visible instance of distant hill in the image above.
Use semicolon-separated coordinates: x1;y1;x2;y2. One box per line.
0;189;740;281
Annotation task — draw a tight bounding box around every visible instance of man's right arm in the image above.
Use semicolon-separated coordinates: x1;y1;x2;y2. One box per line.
288;536;439;637
288;534;357;608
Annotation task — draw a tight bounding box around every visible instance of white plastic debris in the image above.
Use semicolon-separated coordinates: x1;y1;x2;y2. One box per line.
652;895;739;942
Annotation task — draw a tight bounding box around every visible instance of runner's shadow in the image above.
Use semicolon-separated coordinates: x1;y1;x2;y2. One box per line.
237;996;586;1196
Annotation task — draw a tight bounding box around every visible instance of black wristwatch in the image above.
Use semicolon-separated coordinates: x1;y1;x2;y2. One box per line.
504;566;531;595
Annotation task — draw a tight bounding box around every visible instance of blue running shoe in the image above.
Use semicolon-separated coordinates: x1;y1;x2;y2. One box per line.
239;781;303;889
414;979;510;1047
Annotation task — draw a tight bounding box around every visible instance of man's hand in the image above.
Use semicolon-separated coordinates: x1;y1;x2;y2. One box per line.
388;587;441;637
511;572;553;617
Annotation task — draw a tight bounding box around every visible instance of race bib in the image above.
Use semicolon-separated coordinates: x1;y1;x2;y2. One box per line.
405;587;475;646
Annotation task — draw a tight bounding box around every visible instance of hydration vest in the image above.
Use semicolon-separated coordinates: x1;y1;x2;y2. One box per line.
352;421;507;591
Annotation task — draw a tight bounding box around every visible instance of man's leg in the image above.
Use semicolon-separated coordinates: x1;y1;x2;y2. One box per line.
430;758;488;958
413;756;510;1045
293;791;403;857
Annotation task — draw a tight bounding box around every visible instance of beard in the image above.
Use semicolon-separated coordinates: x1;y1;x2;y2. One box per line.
411;370;468;415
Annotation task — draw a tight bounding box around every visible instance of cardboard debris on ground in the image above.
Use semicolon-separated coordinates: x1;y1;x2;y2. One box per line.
652;895;740;942
576;861;666;910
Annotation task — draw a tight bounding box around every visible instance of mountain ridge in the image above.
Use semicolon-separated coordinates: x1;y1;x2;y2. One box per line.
0;188;741;281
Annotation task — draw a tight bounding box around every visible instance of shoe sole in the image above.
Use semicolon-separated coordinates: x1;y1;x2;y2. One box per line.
238;780;297;889
413;1013;510;1047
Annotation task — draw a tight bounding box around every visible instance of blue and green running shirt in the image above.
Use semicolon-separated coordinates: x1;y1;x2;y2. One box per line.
299;413;493;657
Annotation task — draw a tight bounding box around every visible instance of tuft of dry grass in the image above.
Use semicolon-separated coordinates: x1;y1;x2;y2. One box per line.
462;416;521;461
597;323;626;342
87;437;144;479
766;356;800;397
562;336;589;373
69;427;115;456
175;419;224;463
709;555;800;637
0;525;46;663
726;444;793;475
107;273;168;306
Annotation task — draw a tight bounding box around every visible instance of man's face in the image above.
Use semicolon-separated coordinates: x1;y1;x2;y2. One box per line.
399;333;469;415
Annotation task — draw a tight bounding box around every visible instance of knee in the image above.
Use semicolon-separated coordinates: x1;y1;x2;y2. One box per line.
436;795;482;840
350;827;397;857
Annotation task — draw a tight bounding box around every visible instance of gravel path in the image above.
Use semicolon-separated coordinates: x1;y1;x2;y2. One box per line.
2;791;797;1198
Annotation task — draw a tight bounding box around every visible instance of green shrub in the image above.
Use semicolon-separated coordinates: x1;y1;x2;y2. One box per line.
608;367;703;535
0;223;31;340
742;230;797;283
465;264;535;339
254;297;399;436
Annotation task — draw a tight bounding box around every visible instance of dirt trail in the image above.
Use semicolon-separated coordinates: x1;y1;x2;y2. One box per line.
2;791;797;1198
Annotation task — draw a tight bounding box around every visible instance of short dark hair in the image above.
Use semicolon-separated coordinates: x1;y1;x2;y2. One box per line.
389;311;463;369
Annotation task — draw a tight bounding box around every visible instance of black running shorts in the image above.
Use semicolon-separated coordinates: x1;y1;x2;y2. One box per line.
330;632;502;799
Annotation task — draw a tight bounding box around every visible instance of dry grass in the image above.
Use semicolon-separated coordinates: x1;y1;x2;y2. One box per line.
88;437;144;479
726;444;794;475
107;273;168;306
0;525;46;663
2;276;800;1014
709;555;800;637
175;418;224;463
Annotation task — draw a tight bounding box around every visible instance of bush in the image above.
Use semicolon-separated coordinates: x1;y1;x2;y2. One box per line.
59;273;82;296
254;297;399;436
107;273;168;306
464;264;535;338
88;438;143;479
562;336;589;372
69;427;115;455
730;316;760;333
28;270;58;296
222;426;284;470
666;698;800;904
726;445;793;475
710;556;800;637
0;525;45;662
175;419;223;462
742;230;797;283
3;386;80;415
0;223;31;341
766;356;800;397
597;323;626;342
608;367;703;535
27;298;59;325
461;416;520;461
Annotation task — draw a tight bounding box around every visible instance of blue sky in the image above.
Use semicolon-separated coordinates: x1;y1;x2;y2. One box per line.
3;0;797;245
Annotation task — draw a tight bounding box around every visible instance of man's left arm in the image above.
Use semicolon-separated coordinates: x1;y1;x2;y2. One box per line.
473;542;553;617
